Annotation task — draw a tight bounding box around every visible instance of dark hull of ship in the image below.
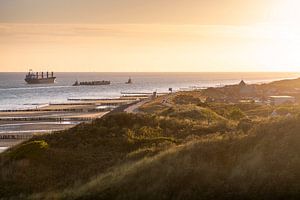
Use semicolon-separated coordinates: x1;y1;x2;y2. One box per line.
77;82;110;86
25;77;56;84
73;81;111;86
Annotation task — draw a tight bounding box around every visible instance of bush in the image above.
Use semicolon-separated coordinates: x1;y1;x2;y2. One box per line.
9;140;48;160
173;94;201;105
228;108;245;120
160;105;224;122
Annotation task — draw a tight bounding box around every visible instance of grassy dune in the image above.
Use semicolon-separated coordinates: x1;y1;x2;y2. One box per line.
0;113;179;197
38;116;300;200
1;113;300;199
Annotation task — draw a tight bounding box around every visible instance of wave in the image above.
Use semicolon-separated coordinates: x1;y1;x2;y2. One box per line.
0;121;79;127
0;85;73;91
0;130;54;134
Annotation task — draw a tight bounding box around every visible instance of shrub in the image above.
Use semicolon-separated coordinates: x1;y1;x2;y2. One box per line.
173;94;201;105
160;105;224;122
228;108;245;120
9;140;49;160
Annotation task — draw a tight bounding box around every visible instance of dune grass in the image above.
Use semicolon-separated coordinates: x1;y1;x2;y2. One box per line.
38;116;300;200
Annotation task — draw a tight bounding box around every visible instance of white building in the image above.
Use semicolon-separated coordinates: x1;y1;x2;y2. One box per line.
269;96;296;106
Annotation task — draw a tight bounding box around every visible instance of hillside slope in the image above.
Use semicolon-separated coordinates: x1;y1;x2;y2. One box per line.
50;116;300;200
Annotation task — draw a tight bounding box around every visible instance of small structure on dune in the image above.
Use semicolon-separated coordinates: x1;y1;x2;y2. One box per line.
269;96;296;106
205;96;214;103
152;91;157;99
286;113;292;118
270;110;278;117
238;80;256;97
239;80;247;87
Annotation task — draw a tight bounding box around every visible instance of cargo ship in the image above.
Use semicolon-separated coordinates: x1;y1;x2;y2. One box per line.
73;80;111;86
25;71;56;84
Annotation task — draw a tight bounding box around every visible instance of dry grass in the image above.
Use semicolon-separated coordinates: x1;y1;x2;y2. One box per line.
39;116;300;200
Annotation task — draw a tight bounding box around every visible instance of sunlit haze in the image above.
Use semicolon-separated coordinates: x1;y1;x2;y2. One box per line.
0;0;300;72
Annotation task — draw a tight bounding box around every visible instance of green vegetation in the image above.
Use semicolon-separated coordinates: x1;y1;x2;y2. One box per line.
9;140;49;160
173;93;203;105
52;116;300;200
160;105;225;122
1;79;300;199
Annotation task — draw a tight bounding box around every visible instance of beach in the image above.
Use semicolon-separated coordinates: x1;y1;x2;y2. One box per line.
0;97;145;150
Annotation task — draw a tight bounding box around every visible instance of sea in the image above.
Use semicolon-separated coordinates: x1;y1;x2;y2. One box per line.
0;72;299;110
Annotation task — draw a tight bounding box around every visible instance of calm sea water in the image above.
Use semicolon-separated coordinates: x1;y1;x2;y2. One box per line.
0;72;299;110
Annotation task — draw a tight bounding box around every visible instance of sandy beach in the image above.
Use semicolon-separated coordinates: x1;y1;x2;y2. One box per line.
0;96;142;151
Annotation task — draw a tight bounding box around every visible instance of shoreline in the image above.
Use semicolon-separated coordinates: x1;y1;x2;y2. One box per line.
1;75;300;152
1;72;299;111
0;95;151;151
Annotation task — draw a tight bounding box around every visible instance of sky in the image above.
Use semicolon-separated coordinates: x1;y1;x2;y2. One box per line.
0;0;300;72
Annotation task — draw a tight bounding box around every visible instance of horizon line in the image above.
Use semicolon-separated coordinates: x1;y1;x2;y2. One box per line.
1;71;299;73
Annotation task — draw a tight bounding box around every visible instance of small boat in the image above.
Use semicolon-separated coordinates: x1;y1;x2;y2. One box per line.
25;70;56;84
73;80;110;86
125;77;132;84
73;80;79;86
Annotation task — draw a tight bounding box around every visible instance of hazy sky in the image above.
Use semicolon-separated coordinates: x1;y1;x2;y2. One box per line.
0;0;300;72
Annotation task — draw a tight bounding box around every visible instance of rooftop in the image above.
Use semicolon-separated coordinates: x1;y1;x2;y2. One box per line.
269;96;295;99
